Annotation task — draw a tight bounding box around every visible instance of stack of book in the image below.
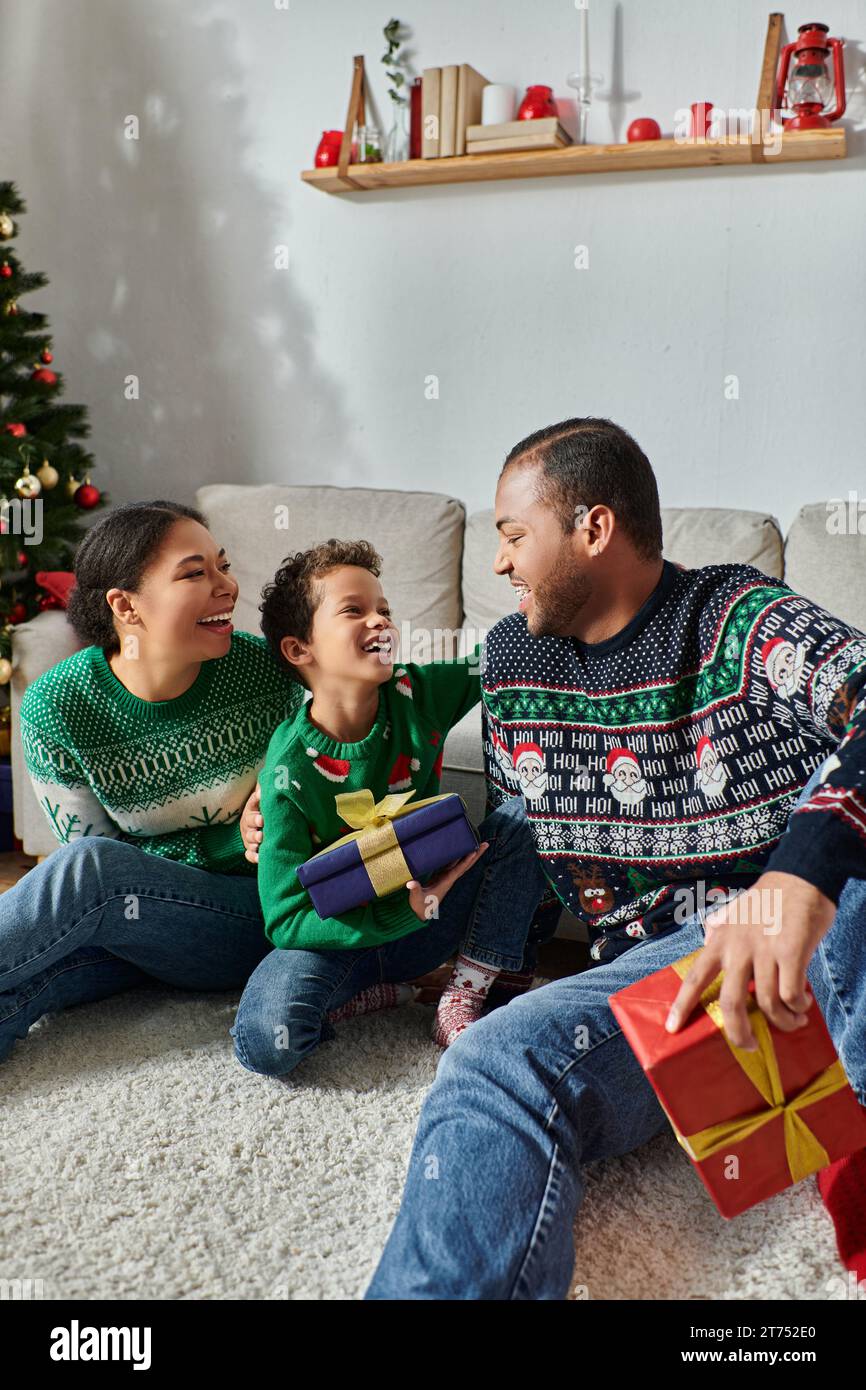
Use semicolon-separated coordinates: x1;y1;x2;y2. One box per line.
465;118;572;154
421;65;489;158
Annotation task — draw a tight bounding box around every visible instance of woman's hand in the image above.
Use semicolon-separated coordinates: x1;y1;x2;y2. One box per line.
241;782;264;862
405;842;489;922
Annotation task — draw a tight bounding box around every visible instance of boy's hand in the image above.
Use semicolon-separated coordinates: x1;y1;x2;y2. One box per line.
664;871;835;1051
241;781;264;862
406;842;489;922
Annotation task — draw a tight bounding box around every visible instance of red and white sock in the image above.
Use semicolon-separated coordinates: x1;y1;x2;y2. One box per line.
817;1144;866;1286
326;981;415;1024
432;953;500;1049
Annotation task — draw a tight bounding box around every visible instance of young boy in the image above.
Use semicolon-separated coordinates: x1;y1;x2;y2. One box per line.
230;538;550;1079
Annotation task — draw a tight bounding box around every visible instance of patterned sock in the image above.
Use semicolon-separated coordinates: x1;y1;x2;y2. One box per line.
326;981;415;1024
484;967;536;1011
432;953;500;1049
816;1145;866;1285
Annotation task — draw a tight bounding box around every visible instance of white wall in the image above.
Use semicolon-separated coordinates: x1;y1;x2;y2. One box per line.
1;0;864;536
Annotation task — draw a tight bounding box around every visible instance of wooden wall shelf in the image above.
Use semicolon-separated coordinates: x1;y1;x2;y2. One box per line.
301;127;846;195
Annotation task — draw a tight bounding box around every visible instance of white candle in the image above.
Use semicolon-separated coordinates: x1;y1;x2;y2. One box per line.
580;6;589;91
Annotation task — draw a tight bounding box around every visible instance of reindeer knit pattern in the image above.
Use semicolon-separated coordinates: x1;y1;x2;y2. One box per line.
483;560;866;965
19;629;306;875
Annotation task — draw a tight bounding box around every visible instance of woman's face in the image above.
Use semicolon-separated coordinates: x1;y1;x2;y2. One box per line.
108;518;240;660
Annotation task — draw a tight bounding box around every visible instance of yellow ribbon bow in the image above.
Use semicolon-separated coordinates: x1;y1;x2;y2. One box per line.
663;950;847;1185
306;788;456;898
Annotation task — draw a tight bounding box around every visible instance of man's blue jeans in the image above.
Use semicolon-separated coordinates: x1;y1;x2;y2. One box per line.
364;760;866;1300
231;795;549;1078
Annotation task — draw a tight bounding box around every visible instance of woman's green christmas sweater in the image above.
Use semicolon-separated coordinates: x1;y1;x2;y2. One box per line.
19;630;305;874
256;647;482;951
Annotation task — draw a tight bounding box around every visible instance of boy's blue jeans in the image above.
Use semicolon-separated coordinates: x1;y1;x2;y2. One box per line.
0;796;549;1067
364;760;866;1300
230;795;549;1078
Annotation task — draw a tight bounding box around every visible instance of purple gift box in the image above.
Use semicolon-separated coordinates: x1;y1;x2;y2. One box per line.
297;793;479;919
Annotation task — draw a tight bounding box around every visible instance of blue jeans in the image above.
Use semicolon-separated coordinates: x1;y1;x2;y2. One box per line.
0;837;272;1063
231;795;549;1078
365;760;866;1300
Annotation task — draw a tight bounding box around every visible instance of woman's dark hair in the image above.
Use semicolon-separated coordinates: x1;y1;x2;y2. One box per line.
66;499;209;654
260;538;383;687
501;417;663;562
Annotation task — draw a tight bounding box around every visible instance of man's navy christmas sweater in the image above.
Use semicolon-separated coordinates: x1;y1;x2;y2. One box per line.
482;559;866;964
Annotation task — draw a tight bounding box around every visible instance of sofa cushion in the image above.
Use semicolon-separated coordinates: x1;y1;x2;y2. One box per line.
197;484;465;643
461;506;785;631
784;502;866;633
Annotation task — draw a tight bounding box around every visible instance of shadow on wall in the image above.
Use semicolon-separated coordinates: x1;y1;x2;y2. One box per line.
25;0;358;505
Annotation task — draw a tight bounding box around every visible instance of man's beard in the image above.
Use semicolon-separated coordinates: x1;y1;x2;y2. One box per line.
526;548;592;638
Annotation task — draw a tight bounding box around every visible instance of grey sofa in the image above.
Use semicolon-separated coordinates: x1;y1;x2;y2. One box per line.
10;486;863;939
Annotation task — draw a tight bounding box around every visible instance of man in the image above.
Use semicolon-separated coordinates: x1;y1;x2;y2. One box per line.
365;416;866;1300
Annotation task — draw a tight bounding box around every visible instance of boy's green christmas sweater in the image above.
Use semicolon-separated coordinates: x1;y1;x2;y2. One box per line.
19;630;305;874
257;648;482;951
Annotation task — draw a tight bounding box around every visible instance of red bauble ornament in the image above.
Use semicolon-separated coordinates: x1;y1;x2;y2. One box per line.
31;367;58;386
9;602;28;624
3;422;27;437
41;349;53;363
73;482;101;510
16;550;28;568
627;117;662;142
0;263;11;279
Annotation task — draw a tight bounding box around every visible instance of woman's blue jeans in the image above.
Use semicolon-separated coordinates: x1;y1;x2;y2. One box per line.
364;760;866;1300
0;796;549;1068
231;795;549;1078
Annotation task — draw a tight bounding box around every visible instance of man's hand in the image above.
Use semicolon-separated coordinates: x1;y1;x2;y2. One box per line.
240;781;264;863
665;871;837;1051
406;842;489;922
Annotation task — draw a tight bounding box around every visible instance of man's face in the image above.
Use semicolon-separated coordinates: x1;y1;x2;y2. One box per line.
493;462;592;638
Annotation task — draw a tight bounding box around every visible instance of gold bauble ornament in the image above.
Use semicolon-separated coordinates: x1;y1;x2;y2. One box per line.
65;475;81;498
36;460;59;489
14;466;42;499
3;298;18;316
0;212;14;239
0;658;12;685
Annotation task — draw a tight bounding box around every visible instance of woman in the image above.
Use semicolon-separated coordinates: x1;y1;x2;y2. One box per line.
1;499;300;1063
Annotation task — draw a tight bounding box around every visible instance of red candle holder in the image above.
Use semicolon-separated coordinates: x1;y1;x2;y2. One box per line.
517;85;558;120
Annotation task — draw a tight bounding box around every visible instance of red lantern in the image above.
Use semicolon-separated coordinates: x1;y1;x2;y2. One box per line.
775;22;846;130
31;367;58;386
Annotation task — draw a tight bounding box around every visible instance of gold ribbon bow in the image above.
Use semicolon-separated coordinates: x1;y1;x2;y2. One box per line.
664;950;848;1185
306;788;455;898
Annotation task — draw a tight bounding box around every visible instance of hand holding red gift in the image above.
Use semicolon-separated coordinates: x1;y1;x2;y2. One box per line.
664;870;837;1050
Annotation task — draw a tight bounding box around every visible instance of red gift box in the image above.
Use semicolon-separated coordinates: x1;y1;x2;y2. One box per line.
610;947;866;1218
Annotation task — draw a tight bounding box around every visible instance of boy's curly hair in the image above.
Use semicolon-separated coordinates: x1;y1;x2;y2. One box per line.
259;538;383;686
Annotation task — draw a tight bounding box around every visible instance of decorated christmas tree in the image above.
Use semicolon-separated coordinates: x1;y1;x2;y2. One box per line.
0;180;107;694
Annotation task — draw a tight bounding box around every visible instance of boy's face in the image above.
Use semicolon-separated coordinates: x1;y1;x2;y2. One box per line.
284;565;399;687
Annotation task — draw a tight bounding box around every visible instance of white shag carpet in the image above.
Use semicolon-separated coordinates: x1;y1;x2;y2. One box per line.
0;985;846;1301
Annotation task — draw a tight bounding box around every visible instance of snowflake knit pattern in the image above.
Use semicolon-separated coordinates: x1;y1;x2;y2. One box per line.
483;559;866;965
19;630;306;874
256;646;482;952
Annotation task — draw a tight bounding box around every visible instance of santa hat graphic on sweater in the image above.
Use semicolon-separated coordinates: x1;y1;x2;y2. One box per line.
394;667;413;699
695;735;715;766
761;636;789;686
604;746;640;779
388;752;421;792
306;747;351;783
512;741;545;775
